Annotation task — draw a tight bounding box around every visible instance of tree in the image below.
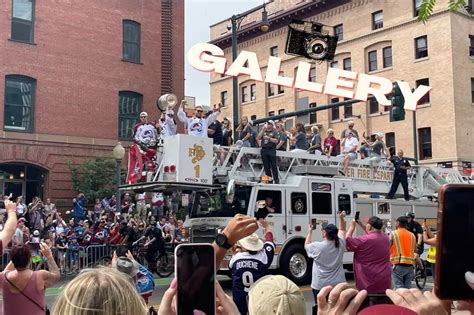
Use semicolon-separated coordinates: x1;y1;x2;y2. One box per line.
69;157;118;201
418;0;471;22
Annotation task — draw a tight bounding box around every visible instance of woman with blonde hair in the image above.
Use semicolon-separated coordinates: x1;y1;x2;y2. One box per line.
53;268;148;315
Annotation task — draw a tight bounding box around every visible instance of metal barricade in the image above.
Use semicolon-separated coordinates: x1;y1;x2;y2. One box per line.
83;244;114;268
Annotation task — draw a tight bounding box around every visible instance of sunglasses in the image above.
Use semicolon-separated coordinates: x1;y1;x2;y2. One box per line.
196;110;203;113
140;116;147;118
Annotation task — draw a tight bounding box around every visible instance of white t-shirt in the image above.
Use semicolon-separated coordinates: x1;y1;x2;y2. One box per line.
305;237;346;290
343;137;359;154
16;203;27;215
177;109;219;137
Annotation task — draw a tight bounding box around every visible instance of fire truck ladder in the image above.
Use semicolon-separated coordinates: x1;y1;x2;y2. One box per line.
212;146;467;199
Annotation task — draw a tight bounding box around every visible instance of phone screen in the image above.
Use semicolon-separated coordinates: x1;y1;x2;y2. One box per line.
358;294;393;311
355;211;360;221
436;185;474;300
311;218;317;229
176;244;215;315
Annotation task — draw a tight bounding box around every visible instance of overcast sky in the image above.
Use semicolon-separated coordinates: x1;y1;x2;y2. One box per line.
185;0;261;106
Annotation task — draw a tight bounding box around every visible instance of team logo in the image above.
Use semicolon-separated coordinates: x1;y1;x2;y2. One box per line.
294;199;305;213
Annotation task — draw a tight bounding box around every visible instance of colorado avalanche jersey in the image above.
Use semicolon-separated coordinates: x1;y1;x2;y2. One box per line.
159;116;177;139
177;109;219;137
229;241;275;314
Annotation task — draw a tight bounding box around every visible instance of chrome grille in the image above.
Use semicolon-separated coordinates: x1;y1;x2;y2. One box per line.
192;225;218;244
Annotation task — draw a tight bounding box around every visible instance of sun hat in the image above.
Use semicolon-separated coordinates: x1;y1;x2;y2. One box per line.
113;257;139;278
237;233;264;252
247;275;305;315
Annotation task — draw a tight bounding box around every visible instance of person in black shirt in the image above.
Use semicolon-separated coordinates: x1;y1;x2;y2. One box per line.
386;149;411;201
208;120;224;145
257;121;280;184
222;117;233;146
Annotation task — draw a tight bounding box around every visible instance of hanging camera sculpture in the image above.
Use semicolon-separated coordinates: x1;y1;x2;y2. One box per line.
285;20;338;62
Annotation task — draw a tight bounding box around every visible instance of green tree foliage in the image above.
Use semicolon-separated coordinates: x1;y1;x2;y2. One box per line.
69;157;118;201
418;0;470;22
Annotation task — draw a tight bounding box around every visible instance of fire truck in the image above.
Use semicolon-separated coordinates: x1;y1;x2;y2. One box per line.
121;134;467;285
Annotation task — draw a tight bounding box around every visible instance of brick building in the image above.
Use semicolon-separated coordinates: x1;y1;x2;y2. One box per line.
210;0;474;174
0;0;184;207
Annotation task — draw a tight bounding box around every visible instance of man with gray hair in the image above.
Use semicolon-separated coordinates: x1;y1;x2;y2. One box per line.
340;120;359;140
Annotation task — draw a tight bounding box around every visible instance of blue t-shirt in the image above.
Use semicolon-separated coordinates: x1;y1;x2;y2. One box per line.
229;242;275;315
295;132;309;150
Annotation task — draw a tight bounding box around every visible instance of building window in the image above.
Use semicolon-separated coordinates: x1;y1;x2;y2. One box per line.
343;58;351;71
278;109;285;115
331;98;339;120
278;84;284;94
369;98;379;114
4;75;36;132
267;83;275;97
11;0;35;43
250;114;257;121
241;86;248;103
344;103;353;118
368;50;377;72
118;91;142;139
372;10;384;30
123;20;141;63
268;111;275;116
418;127;432;160
330;61;338;68
309;67;316;82
250;84;256;101
415;35;428;59
415;78;430;104
471;78;474;103
309;102;317;124
335;24;343;41
386;132;396;153
220;91;228;107
414;0;423;17
469;35;474;57
383;46;392;68
270;46;278;57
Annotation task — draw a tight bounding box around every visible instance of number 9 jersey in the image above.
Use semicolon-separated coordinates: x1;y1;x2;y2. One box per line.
229;241;275;315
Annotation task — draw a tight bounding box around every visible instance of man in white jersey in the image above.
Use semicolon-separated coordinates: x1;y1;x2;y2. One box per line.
158;108;177;140
177;100;222;137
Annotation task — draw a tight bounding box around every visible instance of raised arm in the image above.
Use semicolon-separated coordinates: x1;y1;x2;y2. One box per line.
177;101;188;123
38;243;60;288
338;211;347;238
305;224;313;246
0;200;18;245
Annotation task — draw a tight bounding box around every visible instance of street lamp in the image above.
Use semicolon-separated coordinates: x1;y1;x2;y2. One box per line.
113;142;126;215
231;3;270;134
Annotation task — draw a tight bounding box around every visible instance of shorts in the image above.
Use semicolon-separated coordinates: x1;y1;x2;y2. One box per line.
69;253;79;262
346;152;358;160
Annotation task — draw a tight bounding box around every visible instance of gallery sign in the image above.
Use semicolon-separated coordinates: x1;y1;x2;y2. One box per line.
188;43;432;111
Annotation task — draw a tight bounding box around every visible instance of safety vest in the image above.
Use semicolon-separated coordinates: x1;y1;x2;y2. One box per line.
390;228;416;265
426;246;436;264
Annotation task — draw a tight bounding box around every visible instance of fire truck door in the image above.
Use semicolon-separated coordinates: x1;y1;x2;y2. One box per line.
308;180;334;241
286;189;310;236
255;188;286;244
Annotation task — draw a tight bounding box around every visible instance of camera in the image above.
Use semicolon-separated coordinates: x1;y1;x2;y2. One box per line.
285;20;338;61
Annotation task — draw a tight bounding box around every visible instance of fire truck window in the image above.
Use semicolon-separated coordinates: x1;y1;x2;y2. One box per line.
256;190;282;214
338;194;351;215
377;202;390;214
312;192;332;214
291;192;307;215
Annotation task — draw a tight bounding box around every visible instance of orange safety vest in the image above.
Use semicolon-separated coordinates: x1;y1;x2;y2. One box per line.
390;228;416;265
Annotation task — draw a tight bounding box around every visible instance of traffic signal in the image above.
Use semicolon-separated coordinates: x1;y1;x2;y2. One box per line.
390;82;405;122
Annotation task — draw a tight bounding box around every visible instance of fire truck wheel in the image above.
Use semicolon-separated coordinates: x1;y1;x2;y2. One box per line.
280;243;312;286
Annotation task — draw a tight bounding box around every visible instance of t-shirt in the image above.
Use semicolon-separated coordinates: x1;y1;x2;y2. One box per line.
208;121;224;145
16;203;27;215
90;224;108;245
310;134;322;152
324;137;338;155
305;238;346;290
222;128;232;146
229;242;275;315
346;232;392;293
341;128;359;140
145;226;164;249
277;132;288;151
391;156;411;175
343;137;359;154
407;221;423;239
260;130;279;150
295;132;309;150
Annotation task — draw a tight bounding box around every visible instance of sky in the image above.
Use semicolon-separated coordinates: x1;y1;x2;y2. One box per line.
185;0;261;106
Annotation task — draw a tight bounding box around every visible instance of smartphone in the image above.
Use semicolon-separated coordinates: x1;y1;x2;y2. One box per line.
435;184;474;300
176;244;216;315
358;294;393;311
311;218;317;230
354;211;360;222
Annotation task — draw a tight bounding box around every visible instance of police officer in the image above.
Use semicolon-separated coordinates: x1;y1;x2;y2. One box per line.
405;212;424;271
386;149;411;201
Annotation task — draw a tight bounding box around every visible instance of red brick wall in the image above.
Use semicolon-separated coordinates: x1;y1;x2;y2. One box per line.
0;0;184;206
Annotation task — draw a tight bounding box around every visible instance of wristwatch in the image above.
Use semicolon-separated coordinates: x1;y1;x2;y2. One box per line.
215;232;233;249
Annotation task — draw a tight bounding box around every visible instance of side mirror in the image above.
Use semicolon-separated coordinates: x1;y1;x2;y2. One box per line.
226;179;235;204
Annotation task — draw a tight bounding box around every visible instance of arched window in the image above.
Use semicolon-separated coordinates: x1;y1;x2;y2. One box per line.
123;20;141;63
118;91;142;139
4;75;36;132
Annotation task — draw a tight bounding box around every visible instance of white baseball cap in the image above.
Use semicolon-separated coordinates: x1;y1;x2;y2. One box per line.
140;112;148;117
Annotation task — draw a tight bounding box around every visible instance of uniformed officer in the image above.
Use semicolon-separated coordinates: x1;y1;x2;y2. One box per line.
386;149;411;201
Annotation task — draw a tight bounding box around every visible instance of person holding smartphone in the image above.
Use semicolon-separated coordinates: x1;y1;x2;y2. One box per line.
345;216;392;293
229;219;275;315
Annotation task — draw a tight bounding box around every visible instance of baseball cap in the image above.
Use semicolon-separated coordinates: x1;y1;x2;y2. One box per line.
33;230;40;237
237;233;264;252
18;217;27;223
248;275;305;315
139;112;148;117
112;257;139;278
322;223;338;237
405;211;415;218
358;304;416;315
367;216;383;230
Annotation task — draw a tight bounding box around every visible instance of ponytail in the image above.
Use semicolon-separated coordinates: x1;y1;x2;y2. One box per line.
326;233;340;248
